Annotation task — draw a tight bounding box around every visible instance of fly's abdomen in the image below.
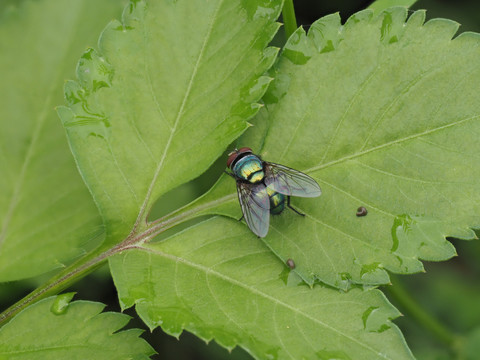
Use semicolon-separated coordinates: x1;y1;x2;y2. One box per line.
267;187;285;215
233;154;264;183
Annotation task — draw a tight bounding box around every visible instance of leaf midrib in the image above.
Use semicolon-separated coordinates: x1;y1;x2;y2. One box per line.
132;0;224;230
138;244;392;358
306;113;480;174
0;1;85;251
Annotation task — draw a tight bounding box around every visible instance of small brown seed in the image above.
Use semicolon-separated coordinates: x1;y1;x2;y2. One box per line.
356;206;368;217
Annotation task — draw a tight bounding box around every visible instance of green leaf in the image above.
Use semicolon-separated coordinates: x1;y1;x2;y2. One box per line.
0;0;124;281
259;8;480;288
57;0;281;243
193;8;480;290
110;217;414;360
367;0;419;16
103;6;480;358
0;294;155;359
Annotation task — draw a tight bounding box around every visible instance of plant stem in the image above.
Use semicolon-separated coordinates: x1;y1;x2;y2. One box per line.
385;275;461;348
0;244;115;327
0;193;234;327
282;0;298;40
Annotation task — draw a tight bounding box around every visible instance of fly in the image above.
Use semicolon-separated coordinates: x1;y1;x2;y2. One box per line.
226;147;321;237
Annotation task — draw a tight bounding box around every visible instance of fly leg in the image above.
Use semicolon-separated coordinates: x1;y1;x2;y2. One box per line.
287;197;305;216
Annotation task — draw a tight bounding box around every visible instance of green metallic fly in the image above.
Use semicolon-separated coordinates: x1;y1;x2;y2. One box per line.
226;147;321;237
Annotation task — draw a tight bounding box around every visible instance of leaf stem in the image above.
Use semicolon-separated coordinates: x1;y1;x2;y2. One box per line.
0;193;235;327
0;249;108;327
385;275;462;349
282;0;298;40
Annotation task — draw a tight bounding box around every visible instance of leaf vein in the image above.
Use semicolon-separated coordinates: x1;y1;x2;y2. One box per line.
321;64;381;163
353;160;464;185
272;302;295;360
317;178;394;217
133;0;224;228
307;114;480;174
359;69;432;151
0;1;85;250
137;246;388;357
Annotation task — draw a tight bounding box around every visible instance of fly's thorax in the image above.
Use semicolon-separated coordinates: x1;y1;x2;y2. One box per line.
267;187;285;215
233;154;264;183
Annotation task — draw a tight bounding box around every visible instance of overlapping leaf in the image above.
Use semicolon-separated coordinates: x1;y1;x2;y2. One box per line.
108;8;480;357
368;0;419;15
257;8;480;288
189;8;480;290
111;217;413;360
57;0;282;243
0;294;155;359
0;0;123;281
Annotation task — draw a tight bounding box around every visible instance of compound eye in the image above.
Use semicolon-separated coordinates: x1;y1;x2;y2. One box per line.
226;147;253;168
227;150;239;168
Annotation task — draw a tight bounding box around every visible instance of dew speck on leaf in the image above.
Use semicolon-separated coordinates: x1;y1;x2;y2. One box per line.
50;293;75;315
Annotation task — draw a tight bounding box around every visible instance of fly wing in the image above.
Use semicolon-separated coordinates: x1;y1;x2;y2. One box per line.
237;182;270;238
264;162;322;198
